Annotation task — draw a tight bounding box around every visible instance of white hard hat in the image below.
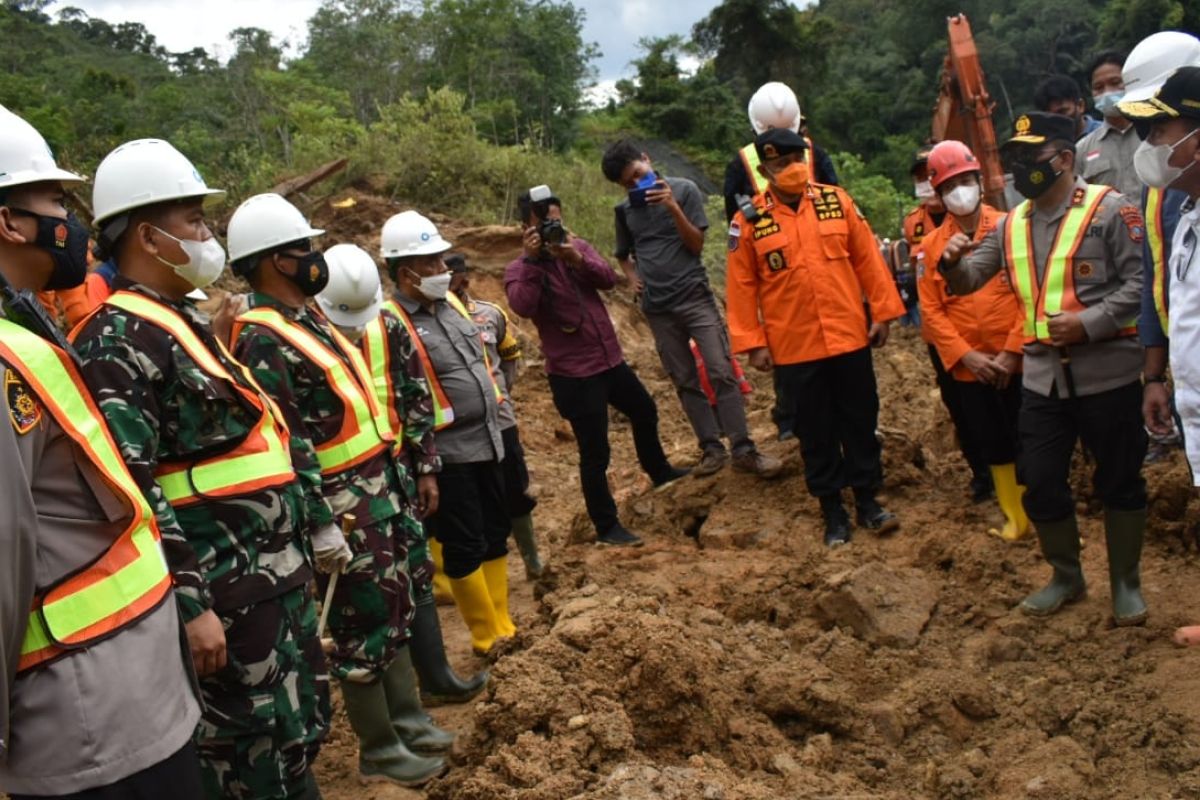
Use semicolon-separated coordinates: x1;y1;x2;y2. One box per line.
1122;31;1200;103
227;193;324;262
748;82;801;135
92;139;224;226
317;243;383;328
0;105;84;191
380;210;451;259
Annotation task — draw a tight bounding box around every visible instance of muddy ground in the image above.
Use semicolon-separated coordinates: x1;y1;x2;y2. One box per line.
200;187;1200;798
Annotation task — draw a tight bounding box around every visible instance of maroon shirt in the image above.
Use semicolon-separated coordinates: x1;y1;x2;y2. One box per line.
504;237;625;379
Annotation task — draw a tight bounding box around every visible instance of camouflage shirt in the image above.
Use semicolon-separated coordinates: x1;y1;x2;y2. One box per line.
375;302;442;481
73;279;313;622
233;293;407;529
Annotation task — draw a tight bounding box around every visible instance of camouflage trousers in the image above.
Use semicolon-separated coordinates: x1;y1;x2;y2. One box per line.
318;512;431;683
196;586;330;800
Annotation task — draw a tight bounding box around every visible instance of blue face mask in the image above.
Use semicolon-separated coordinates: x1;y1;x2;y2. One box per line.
634;170;657;190
1094;91;1124;117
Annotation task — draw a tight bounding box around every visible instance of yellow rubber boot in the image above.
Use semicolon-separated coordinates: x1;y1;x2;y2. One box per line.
481;556;517;638
447;568;500;655
428;538;453;606
988;463;1031;542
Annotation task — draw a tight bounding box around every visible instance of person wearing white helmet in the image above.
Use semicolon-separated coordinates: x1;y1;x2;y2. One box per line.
71;144;330;799
1116;32;1200;467
319;244;489;708
0;109;203;799
227;196;456;788
363;210;515;657
722;81;839;223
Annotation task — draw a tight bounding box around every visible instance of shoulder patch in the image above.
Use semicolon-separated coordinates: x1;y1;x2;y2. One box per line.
727;221;741;252
1118;206;1145;244
6;368;41;435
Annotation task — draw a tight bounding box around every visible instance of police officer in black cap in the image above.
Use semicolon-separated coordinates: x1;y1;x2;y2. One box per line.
940;111;1149;626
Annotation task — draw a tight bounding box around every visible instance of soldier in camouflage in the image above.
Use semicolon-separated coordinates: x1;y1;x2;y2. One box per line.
225;195;451;787
71;142;334;800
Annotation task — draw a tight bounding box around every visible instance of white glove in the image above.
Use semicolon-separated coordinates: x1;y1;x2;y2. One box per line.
311;523;353;574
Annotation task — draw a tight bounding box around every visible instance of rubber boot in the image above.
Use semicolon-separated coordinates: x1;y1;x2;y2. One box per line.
988;463;1031;542
510;513;545;580
481;556;517;637
1019;516;1087;617
383;647;455;754
447;567;501;654
1104;507;1148;626
409;590;489;705
428;538;453;605
340;679;447;787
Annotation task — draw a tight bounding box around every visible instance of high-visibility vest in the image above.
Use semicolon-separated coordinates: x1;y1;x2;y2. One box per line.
363;296;503;434
1005;184;1138;345
96;291;297;506
1146;187;1169;334
739;138;814;195
1;319;172;673
233;306;394;475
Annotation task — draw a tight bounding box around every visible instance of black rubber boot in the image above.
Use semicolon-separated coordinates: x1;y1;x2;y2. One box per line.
1105;507;1148;627
1020;516;1087;617
409;592;489;705
820;494;851;548
853;488;900;534
511;513;545;579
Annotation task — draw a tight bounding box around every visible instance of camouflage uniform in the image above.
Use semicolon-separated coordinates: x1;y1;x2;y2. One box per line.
233;294;419;683
72;279;329;800
370;304;443;600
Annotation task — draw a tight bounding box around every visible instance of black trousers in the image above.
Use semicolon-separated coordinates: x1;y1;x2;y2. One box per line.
771;370;795;436
928;344;989;481
548;362;673;535
956;377;1022;466
10;741;204;800
778;347;883;498
1018;381;1148;522
499;424;537;518
424;460;510;577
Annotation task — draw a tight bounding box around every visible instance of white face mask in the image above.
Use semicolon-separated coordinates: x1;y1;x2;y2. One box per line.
408;269;452;302
1134;128;1200;189
942;183;981;217
914;180;935;200
152;226;226;289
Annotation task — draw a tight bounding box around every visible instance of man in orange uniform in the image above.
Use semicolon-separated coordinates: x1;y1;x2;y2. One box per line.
916;140;1029;542
726;128;905;547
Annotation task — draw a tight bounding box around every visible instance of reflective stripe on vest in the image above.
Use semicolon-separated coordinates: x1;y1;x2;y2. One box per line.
369;300;454;431
1147;187;1169;334
235;307;393;475
1006;185;1137;344
739;138;814;196
361;306;405;441
1;319;172;673
101;291;296;506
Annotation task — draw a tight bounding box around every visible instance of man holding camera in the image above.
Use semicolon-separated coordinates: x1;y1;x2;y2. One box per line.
505;187;686;548
601;140;782;479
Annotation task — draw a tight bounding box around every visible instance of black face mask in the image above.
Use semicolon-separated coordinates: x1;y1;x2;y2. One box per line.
279;250;329;296
1012;155;1063;199
10;209;90;290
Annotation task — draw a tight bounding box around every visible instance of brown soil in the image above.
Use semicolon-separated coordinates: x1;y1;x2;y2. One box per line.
258;189;1200;798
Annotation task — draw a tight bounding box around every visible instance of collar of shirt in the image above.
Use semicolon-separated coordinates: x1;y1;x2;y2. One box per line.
1098;119;1135;139
394;290;430;316
111;275;208;324
249;291;308;321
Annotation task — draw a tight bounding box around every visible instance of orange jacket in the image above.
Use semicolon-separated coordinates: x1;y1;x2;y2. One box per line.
904;205;944;344
916;205;1024;382
726;184;905;365
35;284;95;329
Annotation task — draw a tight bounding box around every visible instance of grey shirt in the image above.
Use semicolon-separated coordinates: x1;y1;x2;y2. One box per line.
0;332;199;795
1077;121;1143;202
614;175;710;313
942;177;1145;398
466;298;518;431
396;293;503;464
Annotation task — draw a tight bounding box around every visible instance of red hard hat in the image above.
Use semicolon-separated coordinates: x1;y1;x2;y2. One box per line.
927;140;980;189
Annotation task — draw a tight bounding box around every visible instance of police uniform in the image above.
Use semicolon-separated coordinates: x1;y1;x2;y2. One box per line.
0;310;202;799
725;129;905;538
73;280;330;799
944;111;1148;624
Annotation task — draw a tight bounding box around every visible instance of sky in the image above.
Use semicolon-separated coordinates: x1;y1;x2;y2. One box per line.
47;0;738;82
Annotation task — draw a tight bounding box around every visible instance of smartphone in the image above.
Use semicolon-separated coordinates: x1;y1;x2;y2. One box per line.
628;172;659;208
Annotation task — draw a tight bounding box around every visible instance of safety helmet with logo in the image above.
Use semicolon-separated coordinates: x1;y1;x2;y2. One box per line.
316;243;383;328
0;105;84;191
926;140;980;189
226;193;324;263
91;139;224;228
1122;31;1200;104
380;210;452;259
748;82;802;135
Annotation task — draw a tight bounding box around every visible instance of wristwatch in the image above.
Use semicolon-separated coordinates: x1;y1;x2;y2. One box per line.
1143;374;1168;385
